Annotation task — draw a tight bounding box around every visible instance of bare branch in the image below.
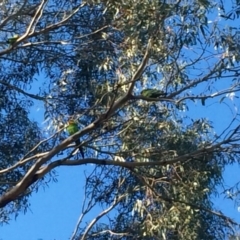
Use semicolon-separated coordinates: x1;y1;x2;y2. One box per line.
0;80;47;101
80;195;126;240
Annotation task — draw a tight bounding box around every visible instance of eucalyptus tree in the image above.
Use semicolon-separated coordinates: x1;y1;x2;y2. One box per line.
1;0;240;239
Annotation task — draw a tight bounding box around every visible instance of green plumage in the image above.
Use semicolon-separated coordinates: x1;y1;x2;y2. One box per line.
66;122;79;135
67;120;84;158
7;35;19;45
141;89;165;98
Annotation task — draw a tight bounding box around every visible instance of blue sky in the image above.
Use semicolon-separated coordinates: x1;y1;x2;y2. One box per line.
1;167;88;240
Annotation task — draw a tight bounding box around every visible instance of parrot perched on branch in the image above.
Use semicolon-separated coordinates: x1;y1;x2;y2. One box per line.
7;34;19;45
66;119;84;158
141;89;165;98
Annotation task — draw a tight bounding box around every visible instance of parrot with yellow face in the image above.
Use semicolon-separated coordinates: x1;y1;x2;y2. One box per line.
66;119;84;158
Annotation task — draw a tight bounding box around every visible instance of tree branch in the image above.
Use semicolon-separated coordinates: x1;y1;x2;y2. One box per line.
0;80;47;101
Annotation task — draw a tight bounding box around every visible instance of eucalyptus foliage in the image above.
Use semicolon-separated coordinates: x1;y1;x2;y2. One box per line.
1;0;240;239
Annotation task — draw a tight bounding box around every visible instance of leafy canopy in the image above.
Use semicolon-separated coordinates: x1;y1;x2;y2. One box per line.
0;0;240;239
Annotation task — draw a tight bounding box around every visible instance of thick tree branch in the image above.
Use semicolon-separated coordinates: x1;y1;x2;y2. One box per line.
0;40;152;207
26;137;240;188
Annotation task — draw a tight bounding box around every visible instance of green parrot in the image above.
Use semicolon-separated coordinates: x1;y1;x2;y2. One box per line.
66;119;84;158
141;89;165;98
7;34;19;45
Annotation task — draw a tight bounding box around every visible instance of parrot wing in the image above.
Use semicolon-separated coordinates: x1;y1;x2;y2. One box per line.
66;122;79;135
141;89;165;98
67;121;84;158
7;35;19;45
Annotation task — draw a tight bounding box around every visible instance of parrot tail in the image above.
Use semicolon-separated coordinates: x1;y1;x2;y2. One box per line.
75;139;84;158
